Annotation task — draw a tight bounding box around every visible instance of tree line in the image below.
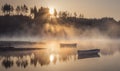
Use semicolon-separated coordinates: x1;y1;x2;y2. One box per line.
1;4;28;15
0;4;119;38
1;3;84;19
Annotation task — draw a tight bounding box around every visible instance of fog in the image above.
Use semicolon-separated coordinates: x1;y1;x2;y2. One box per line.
0;20;120;42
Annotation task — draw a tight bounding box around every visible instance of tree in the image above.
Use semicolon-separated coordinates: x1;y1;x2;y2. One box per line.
1;4;14;15
23;4;28;13
59;11;68;19
79;14;84;18
30;6;38;19
16;6;21;15
10;6;14;15
54;9;57;17
21;4;28;15
74;12;77;18
58;11;62;17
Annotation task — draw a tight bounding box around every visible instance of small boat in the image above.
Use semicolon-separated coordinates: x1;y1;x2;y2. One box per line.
77;49;100;59
78;53;100;59
78;49;100;55
60;43;77;48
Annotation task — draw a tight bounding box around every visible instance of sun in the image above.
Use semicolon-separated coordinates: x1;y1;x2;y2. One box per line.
49;7;54;15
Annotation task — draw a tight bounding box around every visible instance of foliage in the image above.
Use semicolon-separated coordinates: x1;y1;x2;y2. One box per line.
1;4;14;15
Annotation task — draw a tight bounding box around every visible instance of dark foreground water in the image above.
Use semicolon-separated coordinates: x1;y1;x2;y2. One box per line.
0;40;120;71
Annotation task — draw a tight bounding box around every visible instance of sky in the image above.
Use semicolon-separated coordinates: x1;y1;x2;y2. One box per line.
0;0;120;20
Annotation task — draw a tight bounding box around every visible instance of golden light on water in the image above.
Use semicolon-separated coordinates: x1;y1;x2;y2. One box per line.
49;42;56;51
46;41;59;53
50;54;55;62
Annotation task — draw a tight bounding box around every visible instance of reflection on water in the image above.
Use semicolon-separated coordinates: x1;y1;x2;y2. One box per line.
2;58;14;68
50;54;55;63
0;40;120;71
0;48;78;68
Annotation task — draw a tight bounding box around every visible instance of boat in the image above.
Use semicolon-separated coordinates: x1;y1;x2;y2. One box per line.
60;43;77;48
77;49;100;55
77;49;100;59
78;53;100;59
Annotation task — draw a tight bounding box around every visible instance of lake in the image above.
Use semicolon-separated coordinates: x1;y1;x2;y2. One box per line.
0;39;120;71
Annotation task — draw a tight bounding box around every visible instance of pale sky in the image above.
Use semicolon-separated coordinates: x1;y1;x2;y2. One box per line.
0;0;120;20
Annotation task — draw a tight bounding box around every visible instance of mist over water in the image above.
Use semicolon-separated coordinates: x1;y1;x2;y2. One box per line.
0;14;120;55
0;19;119;41
0;20;120;54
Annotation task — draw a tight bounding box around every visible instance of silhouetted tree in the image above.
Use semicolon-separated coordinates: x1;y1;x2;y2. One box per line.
79;14;84;18
58;11;62;17
21;4;28;15
74;12;77;18
24;5;28;13
16;6;21;15
37;7;50;20
30;6;38;19
54;9;57;17
10;6;14;15
1;4;14;15
59;11;68;19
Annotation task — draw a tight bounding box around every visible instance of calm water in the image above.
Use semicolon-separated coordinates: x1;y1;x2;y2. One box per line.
0;40;120;71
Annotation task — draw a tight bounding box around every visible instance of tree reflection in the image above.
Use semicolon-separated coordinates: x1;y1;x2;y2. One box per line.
2;58;13;69
0;48;101;69
16;59;28;68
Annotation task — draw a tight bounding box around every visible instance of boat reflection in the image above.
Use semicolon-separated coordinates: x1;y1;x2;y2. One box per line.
0;48;100;69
